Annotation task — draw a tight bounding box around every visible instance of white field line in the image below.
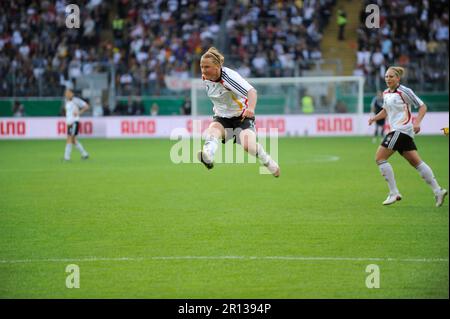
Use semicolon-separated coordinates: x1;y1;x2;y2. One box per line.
0;255;448;264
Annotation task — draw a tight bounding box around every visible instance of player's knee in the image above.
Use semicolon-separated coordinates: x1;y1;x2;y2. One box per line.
375;157;386;164
240;134;252;149
205;129;219;140
242;139;256;154
248;145;257;154
375;150;389;163
206;125;223;139
241;141;251;152
406;157;420;168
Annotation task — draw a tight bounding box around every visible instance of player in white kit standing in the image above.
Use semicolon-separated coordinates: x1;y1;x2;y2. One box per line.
63;88;90;161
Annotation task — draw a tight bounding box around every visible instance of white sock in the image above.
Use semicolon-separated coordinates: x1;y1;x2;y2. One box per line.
75;141;88;157
64;143;72;160
203;135;219;160
416;161;441;194
256;143;270;165
377;161;399;194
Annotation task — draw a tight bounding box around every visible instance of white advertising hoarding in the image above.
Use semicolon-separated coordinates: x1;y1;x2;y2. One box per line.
0;113;448;139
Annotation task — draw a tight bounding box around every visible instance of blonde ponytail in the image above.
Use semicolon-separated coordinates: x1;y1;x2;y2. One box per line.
201;47;225;67
387;66;405;79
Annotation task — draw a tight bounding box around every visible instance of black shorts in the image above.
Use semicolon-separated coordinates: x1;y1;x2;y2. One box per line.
213;115;256;144
381;131;417;155
67;122;80;136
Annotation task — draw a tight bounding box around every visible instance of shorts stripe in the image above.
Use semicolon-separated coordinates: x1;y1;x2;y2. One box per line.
381;131;417;154
388;131;400;149
68;122;79;136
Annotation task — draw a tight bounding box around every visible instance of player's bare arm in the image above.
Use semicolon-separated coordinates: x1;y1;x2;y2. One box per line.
368;109;387;125
413;104;427;134
242;89;257;119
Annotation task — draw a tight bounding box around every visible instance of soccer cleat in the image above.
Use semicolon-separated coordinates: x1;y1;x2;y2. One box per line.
81;154;89;160
382;193;402;205
264;158;280;178
197;150;214;170
435;188;448;207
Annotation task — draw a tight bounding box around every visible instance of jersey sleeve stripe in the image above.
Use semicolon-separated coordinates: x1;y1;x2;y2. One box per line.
398;86;420;107
222;72;248;96
399;87;419;106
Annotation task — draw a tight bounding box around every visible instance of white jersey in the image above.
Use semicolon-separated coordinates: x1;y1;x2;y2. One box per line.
203;67;254;118
65;97;88;125
382;84;424;138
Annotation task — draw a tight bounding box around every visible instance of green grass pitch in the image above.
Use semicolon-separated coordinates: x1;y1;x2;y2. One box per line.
0;136;448;298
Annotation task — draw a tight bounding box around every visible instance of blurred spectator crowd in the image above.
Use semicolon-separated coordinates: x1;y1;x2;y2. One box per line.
225;0;335;77
112;0;227;96
355;0;449;91
0;0;110;97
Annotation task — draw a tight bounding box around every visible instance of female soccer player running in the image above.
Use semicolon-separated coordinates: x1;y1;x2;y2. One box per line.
63;88;90;161
368;66;447;206
197;47;280;177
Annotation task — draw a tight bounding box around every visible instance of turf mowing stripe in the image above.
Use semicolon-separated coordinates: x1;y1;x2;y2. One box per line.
0;256;448;264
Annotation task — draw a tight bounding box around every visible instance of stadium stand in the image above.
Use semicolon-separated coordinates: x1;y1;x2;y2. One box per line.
356;0;449;92
223;0;335;77
0;0;111;97
0;0;448;115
